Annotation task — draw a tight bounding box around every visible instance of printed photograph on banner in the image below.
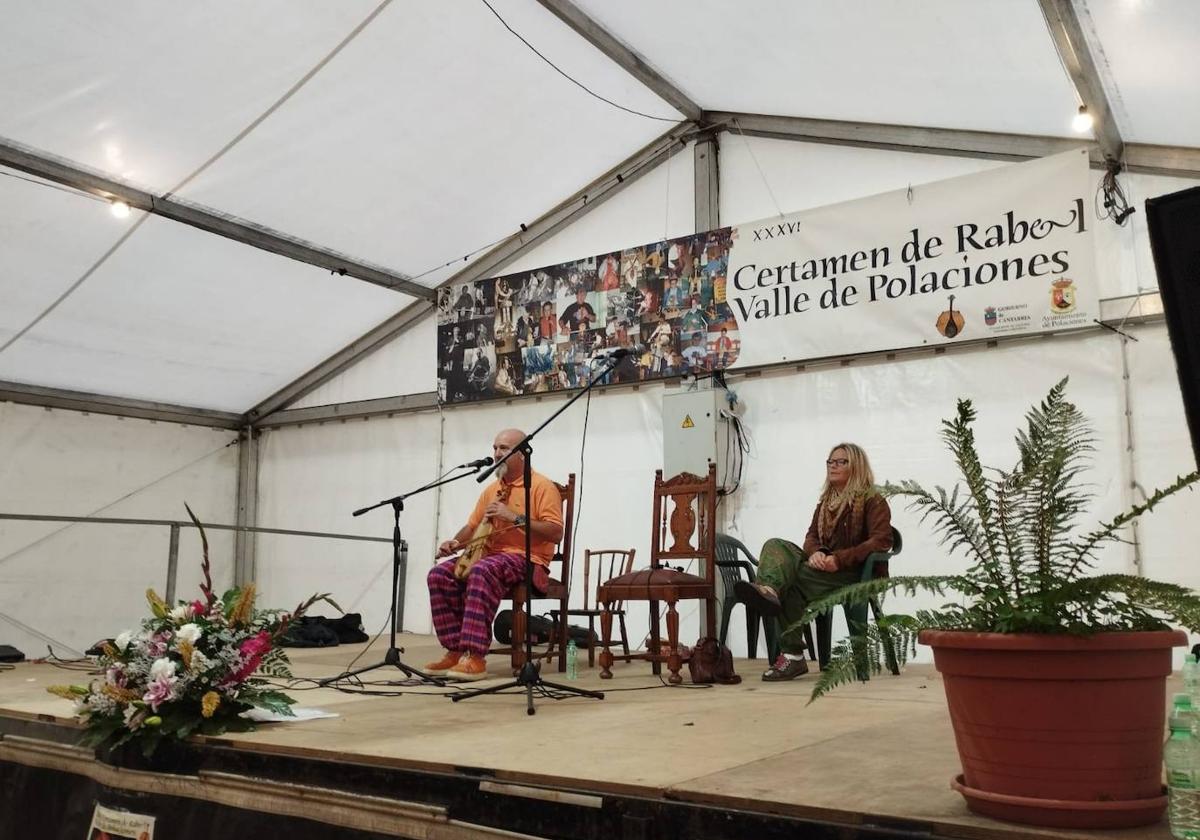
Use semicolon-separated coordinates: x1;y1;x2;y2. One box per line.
522;344;556;392
516;269;554;307
494;351;523;397
642;317;673;377
606;282;641;330
438;282;480;325
660;275;687;319
597;251;621;291
620;245;646;288
494;275;517;349
680;328;711;373
638;270;663;321
437;322;469;403
462;322;497;400
559;287;602;338
707;302;740;370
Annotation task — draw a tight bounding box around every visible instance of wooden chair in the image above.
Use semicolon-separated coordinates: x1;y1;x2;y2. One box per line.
489;474;575;673
548;548;636;668
597;464;718;684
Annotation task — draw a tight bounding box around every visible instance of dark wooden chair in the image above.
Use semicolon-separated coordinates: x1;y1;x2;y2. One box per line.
548;548;636;668
489;474;575;673
598;464;718;684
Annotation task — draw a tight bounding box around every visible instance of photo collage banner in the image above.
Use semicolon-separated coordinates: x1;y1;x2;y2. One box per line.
437;229;736;403
437;150;1096;404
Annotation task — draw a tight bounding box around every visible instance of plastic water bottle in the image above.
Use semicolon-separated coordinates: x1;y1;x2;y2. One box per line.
1166;693;1200;839
1185;655;1199;707
566;639;578;681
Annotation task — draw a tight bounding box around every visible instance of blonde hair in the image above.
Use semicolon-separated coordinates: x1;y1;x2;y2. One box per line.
820;442;876;498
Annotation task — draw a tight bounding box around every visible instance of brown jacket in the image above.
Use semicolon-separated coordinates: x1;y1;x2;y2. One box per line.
802;493;893;575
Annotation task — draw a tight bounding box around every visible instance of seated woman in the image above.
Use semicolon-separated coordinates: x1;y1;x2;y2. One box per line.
736;442;892;681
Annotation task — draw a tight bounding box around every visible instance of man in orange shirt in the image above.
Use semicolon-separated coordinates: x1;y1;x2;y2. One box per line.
425;428;563;680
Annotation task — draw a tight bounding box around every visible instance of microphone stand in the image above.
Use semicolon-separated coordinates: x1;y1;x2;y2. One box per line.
319;464;487;687
452;353;627;714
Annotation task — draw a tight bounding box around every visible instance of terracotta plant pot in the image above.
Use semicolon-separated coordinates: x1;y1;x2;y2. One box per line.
921;629;1186;829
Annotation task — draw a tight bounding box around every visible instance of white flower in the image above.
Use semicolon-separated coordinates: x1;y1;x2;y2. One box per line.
169;604;194;622
176;623;202;645
149;658;177;681
190;649;212;672
114;631;133;651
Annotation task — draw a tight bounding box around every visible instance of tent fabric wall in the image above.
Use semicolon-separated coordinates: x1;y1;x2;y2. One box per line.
254;410;444;637
253;319;1200;663
248;139;1200;667
0;403;238;655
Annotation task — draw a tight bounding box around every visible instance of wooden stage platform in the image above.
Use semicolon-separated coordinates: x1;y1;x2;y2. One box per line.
0;633;1175;840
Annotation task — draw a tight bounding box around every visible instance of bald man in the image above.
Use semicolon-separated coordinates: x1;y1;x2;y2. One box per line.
425;429;564;680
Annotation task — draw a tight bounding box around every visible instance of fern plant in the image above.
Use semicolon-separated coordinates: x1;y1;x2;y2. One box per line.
799;378;1200;701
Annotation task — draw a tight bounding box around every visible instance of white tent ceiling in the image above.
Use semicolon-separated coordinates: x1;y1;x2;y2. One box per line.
1;0;1197;414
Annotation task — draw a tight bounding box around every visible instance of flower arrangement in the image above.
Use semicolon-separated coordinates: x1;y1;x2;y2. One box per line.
49;506;331;756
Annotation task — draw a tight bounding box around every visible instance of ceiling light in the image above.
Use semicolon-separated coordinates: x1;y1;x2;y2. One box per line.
1072;106;1094;134
110;200;130;219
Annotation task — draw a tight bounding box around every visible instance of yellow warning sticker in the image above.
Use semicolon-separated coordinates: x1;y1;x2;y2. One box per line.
681;414;695;429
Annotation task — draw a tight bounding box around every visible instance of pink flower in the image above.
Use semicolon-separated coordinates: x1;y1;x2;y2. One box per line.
191;599;208;616
226;631;272;685
142;675;175;711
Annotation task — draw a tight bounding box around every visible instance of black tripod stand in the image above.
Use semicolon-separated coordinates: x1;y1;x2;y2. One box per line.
319;466;486;688
452;352;628;714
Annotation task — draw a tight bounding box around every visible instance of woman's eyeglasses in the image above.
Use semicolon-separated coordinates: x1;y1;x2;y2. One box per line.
825;458;849;467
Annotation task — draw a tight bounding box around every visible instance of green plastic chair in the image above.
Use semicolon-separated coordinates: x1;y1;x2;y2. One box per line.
812;527;903;680
715;534;814;661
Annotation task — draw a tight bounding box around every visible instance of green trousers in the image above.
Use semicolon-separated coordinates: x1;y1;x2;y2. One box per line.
756;538;862;655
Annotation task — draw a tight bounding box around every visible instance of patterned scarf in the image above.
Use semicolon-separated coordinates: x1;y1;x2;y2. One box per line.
817;487;868;548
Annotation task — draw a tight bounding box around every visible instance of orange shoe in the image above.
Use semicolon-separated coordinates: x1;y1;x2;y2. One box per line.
424;650;463;675
446;653;489;681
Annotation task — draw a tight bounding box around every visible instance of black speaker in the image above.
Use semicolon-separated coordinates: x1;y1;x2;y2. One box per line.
1146;185;1200;469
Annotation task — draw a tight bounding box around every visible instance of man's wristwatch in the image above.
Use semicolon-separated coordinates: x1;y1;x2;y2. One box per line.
513;514;528;528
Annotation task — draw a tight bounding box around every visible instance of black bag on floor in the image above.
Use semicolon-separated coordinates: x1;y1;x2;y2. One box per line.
280;617;340;648
493;610;555;645
331;613;369;644
0;645;25;663
280;613;369;648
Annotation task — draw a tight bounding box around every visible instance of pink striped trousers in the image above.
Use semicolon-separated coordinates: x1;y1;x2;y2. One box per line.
427;552;526;657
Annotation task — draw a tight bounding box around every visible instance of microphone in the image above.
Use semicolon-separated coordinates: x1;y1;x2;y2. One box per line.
457;456;493;469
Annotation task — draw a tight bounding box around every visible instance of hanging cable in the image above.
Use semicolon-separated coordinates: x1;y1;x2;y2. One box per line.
1096;160;1135;227
477;0;679;123
732;118;785;220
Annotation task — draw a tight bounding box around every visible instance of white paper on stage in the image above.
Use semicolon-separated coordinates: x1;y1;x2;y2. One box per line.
243;706;340;723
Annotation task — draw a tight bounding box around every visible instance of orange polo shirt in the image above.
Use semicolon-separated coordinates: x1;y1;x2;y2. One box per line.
465;470;563;566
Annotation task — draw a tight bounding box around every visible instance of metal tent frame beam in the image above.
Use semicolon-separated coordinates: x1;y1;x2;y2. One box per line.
1038;0;1124;164
707;112;1200;178
0;137;433;301
535;0;701;122
0;380;243;428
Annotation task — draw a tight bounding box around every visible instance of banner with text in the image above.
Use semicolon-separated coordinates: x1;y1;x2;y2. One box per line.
436;150;1095;404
